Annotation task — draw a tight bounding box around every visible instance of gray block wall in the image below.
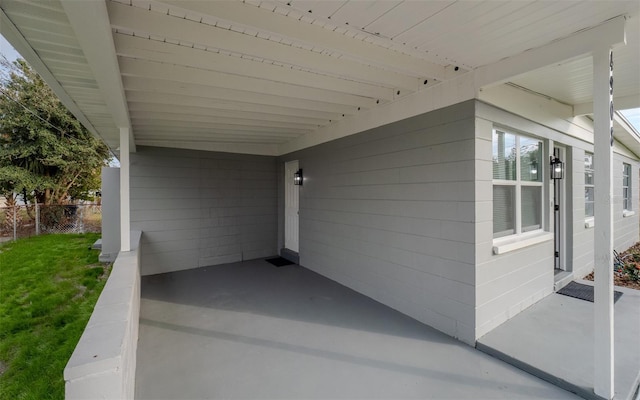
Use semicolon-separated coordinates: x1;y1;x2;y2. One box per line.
100;167;120;262
130;146;277;276
279;101;478;344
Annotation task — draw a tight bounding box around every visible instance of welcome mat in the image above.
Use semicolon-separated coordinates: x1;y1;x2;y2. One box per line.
265;257;294;267
557;281;623;303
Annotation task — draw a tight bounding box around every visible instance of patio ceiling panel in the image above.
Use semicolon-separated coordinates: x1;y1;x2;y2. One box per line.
105;0;451;152
124;93;344;121
2;0;638;156
122;77;357;115
113;34;393;103
107;1;421;90
511;17;640;109
118;58;386;108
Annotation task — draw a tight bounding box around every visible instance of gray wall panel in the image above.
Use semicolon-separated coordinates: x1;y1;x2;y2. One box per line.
130;146;278;276
279;101;477;344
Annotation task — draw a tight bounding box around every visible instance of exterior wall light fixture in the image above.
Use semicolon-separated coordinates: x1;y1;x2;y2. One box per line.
550;156;564;180
294;169;303;186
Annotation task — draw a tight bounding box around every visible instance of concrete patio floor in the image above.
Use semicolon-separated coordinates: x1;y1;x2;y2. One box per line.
477;280;640;400
135;259;580;399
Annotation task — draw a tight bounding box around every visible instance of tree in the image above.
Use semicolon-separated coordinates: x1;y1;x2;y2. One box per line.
0;58;110;206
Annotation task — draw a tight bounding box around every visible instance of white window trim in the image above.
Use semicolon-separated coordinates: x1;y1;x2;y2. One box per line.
493;231;554;255
492;130;545;243
623;210;635;218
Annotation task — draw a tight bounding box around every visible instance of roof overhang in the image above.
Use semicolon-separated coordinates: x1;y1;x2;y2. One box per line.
1;0;638;156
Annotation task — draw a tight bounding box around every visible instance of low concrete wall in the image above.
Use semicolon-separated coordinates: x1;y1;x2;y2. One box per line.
64;231;142;400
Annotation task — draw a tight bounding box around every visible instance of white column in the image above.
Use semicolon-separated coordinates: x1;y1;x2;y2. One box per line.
593;47;614;400
119;127;131;252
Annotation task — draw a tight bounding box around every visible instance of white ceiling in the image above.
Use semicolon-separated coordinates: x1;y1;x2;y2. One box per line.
1;0;639;155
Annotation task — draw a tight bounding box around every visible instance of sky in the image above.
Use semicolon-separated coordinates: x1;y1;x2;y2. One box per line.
0;34;20;63
1;33;639;135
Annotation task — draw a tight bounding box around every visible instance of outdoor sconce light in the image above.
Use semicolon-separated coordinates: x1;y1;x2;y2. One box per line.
294;169;303;186
550;156;564;180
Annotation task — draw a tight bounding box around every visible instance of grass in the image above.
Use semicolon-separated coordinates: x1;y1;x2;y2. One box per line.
0;233;110;400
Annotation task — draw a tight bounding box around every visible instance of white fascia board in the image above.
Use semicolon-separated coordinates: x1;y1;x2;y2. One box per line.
612;114;640;159
160;0;446;80
60;0;135;152
278;72;476;155
474;15;628;90
0;8;105;144
574;94;640;116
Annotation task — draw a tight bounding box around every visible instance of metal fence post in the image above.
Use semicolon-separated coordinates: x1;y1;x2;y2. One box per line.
35;203;40;236
13;205;17;241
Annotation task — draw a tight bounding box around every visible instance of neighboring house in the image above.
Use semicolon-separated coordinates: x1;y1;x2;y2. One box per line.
2;1;639;398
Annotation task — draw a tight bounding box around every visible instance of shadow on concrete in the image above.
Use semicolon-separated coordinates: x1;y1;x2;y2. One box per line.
141;259;447;342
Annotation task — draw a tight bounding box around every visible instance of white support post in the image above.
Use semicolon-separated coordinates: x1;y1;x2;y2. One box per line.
120;127;131;252
593;47;615;400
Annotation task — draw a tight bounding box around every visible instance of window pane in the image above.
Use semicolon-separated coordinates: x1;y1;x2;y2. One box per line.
493;131;516;180
585;187;595;217
623;188;629;210
585;153;594;185
623;163;630;186
584;153;594;170
493;185;515;237
521;186;542;232
585;171;594;186
520;137;542;182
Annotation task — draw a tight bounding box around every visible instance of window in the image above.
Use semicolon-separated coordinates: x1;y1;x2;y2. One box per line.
585;153;594;218
492;129;543;238
623;163;632;211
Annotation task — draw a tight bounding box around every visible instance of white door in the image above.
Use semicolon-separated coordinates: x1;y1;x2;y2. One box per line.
284;160;299;252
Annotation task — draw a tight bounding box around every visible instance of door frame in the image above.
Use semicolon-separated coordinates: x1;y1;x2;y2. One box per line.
284;160;300;254
553;146;568;271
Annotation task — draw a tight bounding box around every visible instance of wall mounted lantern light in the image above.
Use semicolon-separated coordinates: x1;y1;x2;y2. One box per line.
294;169;303;186
550;156;564;180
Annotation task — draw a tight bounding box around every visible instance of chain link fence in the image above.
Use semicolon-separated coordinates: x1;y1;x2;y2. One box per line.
0;203;101;241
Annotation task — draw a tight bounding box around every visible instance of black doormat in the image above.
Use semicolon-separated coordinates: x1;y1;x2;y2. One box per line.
265;257;294;267
557;281;623;303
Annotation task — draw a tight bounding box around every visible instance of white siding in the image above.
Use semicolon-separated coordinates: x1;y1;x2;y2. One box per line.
130;146;277;276
280;101;477;344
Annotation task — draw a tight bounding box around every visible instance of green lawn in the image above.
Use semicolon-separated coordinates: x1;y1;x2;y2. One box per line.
0;234;110;400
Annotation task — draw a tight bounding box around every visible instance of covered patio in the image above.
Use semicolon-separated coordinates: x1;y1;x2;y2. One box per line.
135;259;579;399
478;281;640;400
2;1;640;399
